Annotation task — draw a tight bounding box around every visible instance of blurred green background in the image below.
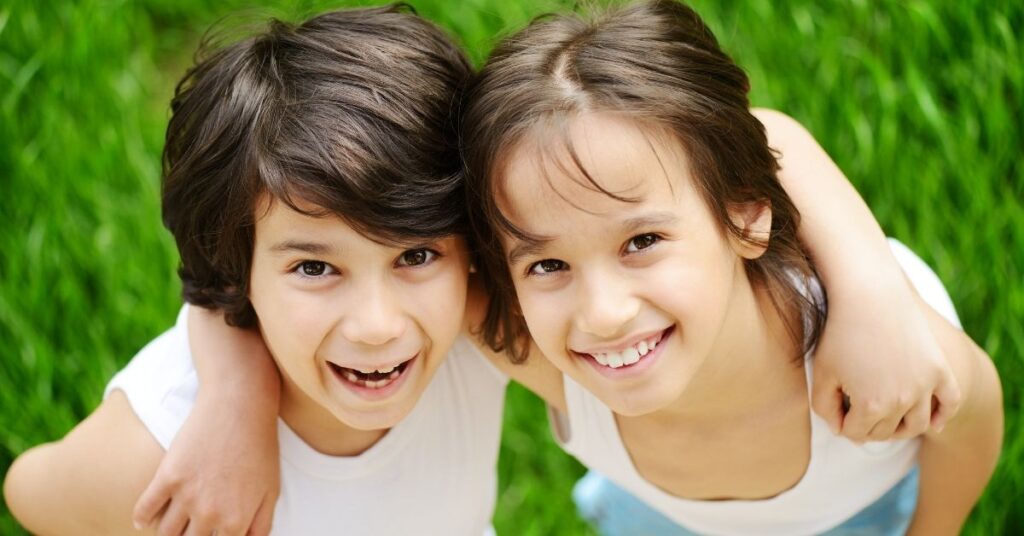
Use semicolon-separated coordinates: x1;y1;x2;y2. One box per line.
1;0;1021;533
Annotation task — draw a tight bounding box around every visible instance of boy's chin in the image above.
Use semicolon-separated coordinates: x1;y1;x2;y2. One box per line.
329;399;414;432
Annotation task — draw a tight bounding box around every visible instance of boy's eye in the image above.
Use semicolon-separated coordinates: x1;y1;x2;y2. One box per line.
397;248;437;267
297;261;333;277
528;259;566;276
625;233;660;253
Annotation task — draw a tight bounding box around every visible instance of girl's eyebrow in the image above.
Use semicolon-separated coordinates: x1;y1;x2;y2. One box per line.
507;235;554;266
268;240;338;256
622;212;679;233
507;213;679;265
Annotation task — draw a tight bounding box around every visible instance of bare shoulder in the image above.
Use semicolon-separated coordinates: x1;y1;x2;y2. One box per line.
751;108;817;148
464;275;567;412
4;390;163;535
751;108;846;183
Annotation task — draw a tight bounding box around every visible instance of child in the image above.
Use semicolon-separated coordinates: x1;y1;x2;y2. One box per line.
457;1;1003;534
126;7;981;536
3;6;508;535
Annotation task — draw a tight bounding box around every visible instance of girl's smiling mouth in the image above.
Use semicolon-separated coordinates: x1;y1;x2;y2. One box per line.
572;326;675;376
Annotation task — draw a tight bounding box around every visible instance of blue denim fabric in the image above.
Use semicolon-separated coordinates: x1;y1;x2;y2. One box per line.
573;467;919;536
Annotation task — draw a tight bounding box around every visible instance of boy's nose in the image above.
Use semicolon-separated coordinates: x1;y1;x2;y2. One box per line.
338;282;407;346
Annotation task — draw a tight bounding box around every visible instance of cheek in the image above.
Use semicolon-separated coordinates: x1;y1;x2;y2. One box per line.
405;269;469;347
516;285;570;353
650;251;737;335
250;272;332;366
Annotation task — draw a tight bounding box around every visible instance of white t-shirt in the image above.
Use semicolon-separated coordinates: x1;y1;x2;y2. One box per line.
548;239;961;535
106;307;508;536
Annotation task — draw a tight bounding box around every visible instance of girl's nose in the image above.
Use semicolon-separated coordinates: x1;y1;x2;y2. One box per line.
574;268;640;339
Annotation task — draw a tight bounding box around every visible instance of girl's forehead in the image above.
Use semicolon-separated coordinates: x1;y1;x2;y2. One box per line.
496;113;690;222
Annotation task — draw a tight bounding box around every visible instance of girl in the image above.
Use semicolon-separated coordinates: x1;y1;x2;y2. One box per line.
130;5;977;536
458;1;1002;534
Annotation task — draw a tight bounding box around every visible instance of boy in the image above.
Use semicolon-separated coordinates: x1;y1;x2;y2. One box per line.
3;6;506;535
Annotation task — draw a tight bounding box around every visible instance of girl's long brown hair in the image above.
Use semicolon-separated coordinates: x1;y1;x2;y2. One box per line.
461;0;825;362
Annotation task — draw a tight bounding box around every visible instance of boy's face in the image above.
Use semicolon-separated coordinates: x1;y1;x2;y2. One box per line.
248;196;470;432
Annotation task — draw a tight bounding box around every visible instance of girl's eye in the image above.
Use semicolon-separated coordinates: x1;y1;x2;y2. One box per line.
397;248;438;267
296;261;334;278
528;259;566;276
625;233;660;253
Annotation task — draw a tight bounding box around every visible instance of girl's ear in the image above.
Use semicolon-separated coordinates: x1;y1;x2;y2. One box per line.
727;201;772;259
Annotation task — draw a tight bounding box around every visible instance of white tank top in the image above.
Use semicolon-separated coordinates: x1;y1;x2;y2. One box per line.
105;306;508;536
548;240;960;535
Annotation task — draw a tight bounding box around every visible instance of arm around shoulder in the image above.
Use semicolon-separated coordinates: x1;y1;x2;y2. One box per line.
464;274;567;412
4;390;163;535
908;300;1003;535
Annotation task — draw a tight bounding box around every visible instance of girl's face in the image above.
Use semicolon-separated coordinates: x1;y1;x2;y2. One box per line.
249;196;470;432
498;113;768;416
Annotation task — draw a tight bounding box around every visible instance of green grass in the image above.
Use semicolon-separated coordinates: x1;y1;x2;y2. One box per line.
1;0;1020;534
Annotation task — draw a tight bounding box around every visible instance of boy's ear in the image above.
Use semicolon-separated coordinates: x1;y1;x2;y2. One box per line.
727;201;772;259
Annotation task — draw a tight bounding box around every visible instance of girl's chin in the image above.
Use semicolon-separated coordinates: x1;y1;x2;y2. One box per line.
605;396;669;417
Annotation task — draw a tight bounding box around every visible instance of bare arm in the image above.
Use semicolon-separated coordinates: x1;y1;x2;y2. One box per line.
4;391;162;536
907;300;1003;535
464;274;566;412
132;306;282;536
756;108;961;440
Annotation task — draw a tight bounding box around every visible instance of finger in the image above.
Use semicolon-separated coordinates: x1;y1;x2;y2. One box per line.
865;412;903;442
182;509;218;536
930;372;963;432
133;475;175;529
247;497;276;536
892;399;931;440
810;380;846;435
155;500;190;536
840;397;887;443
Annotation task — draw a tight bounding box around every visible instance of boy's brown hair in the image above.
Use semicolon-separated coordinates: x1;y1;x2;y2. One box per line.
461;0;825;362
162;4;471;327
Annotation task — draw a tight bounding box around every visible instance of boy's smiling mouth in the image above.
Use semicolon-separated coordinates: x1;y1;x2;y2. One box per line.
328;355;415;391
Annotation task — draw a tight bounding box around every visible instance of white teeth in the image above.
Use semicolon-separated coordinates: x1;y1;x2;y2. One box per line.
343;370;360;383
376;365;397;374
588;333;666;369
388;370;399;380
365;376;397;390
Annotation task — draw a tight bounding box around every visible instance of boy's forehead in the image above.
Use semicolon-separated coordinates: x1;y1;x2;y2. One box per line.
253;193;461;252
255;195;348;239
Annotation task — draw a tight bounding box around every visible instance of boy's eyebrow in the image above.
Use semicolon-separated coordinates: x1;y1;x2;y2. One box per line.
507;235;554;266
622;212;679;233
268;240;337;256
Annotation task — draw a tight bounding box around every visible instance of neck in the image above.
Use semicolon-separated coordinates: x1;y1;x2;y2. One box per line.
653;272;804;423
279;378;388;457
